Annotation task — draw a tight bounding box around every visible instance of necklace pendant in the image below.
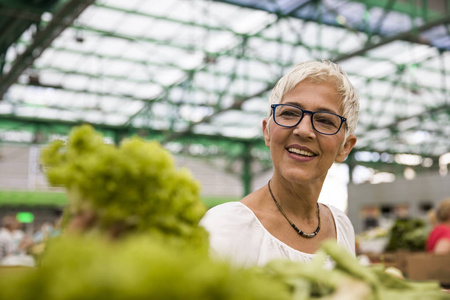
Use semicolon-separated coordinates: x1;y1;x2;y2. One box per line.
300;231;317;238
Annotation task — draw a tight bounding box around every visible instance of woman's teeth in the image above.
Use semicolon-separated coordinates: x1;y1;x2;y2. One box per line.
287;148;315;157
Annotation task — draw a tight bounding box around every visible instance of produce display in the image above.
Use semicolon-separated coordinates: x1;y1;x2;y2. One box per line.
385;219;429;252
0;125;447;300
262;241;448;300
0;235;290;300
0;236;447;300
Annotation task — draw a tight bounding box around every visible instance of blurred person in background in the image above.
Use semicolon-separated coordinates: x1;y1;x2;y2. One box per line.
0;215;34;266
426;197;450;254
0;215;20;260
201;60;359;267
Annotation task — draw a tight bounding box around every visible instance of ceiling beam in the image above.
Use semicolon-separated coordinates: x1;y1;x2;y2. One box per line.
0;0;95;99
0;114;262;145
350;0;446;20
222;13;450;111
332;14;450;61
157;12;450;146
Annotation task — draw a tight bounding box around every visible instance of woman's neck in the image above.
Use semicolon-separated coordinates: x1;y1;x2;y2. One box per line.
268;176;322;218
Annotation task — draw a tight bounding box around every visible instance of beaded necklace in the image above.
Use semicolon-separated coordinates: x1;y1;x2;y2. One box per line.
268;180;321;238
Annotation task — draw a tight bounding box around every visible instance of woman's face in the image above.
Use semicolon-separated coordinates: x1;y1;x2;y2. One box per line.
263;79;356;185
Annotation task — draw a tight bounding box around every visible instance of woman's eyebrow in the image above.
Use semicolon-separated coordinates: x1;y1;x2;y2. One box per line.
283;101;339;114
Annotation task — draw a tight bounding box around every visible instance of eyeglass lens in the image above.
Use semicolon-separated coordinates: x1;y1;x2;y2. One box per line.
273;105;342;135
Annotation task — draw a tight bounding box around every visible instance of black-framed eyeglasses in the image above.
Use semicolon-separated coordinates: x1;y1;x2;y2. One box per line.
271;104;346;135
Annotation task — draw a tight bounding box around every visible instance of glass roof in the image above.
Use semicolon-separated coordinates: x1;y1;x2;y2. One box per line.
0;0;449;175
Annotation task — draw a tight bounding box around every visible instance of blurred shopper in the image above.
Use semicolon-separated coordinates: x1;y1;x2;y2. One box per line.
0;215;20;259
201;60;359;266
426;197;450;254
0;215;35;266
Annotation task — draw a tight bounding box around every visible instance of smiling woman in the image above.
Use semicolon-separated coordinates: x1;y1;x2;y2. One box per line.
200;60;359;267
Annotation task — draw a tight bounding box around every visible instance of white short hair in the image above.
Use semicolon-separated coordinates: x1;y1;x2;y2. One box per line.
268;59;359;136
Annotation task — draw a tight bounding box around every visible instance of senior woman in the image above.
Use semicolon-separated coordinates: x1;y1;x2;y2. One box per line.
200;59;359;267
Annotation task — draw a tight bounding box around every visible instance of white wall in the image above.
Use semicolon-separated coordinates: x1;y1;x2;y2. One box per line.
348;173;450;233
0;145;247;198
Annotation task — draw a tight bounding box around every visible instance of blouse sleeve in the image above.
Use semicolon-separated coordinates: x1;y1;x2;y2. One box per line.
199;202;261;265
328;205;356;256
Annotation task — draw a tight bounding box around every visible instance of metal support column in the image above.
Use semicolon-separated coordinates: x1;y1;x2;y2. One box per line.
241;141;253;197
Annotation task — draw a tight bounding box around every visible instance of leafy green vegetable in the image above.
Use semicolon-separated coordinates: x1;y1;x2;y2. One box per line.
261;241;448;300
40;124;207;246
385;219;429;252
0;234;291;300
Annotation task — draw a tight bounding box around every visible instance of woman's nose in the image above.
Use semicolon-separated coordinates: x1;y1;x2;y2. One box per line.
293;114;316;137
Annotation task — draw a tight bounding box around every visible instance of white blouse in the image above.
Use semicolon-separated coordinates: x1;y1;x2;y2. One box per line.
200;201;355;267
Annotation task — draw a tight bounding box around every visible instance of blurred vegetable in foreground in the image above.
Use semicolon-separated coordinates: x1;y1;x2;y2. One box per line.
1;236;447;300
0;234;290;300
40;124;207;247
262;240;448;300
7;125;442;300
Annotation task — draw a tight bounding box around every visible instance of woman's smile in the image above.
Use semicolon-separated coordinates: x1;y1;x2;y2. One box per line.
286;145;317;162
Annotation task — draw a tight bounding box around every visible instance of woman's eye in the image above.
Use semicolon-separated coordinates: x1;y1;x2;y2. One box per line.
315;116;338;127
280;110;301;117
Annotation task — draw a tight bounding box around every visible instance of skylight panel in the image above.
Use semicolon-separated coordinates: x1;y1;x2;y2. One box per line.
43;51;83;69
102;60;136;77
138;0;183;16
408;69;442;89
95;36;131;56
58;110;79;122
143;19;186;41
227;79;266;96
120;43;152;61
156;68;185;86
220;126;261;139
100;0;142;10
84;111;104;123
16;106;37;118
242;98;269;114
133;84;163;100
108;81;138;96
118;100;144;115
367;40;410;58
6;85;26;100
114;14;153;37
0;103;13;115
103;114;128;125
340;56;377;76
213;110;261;126
95;96;122;112
85;8;127;32
53;31;103;53
204;31;239;53
358;61;396;79
61;74;91;90
87;78;122;94
69;56;103;76
230;10;276;35
37;107;60;119
391;44;437;65
179;105;214;123
174;52;204;71
35;48;57;67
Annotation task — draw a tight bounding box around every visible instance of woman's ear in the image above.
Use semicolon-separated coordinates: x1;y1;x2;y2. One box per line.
335;134;357;163
263;118;270;147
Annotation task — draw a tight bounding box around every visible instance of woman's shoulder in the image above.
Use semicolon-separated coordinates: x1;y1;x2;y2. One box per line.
200;201;255;226
324;204;352;223
322;203;356;255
